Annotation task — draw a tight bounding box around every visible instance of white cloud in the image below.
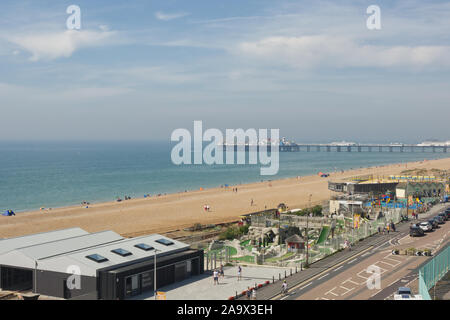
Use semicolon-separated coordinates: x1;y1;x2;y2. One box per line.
5;29;117;61
155;11;189;21
237;35;450;69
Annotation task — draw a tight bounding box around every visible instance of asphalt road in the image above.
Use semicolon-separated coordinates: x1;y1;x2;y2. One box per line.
274;203;450;300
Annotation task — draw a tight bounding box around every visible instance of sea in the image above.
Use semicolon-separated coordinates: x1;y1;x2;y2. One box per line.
0;141;448;213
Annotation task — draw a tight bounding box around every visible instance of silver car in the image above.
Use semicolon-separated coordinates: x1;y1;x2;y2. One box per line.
419;221;433;232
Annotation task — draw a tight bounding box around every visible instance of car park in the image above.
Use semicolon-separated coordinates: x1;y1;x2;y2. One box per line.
419;221;433;232
410;225;424;237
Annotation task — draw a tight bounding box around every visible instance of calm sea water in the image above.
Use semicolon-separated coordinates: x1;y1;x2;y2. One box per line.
0;141;448;212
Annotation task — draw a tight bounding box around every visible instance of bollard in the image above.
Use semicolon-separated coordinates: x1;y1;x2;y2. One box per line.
296;266;298;273
301;263;303;271
290;269;292;276
285;270;287;278
279;273;281;280
273;275;275;283
236;291;238;298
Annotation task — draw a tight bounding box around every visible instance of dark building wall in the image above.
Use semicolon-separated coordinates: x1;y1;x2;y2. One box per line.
99;249;203;300
35;270;97;299
348;183;398;194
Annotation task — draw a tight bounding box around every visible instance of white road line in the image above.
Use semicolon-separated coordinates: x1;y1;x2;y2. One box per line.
334;266;343;272
299;282;312;290
347;258;358;264
361;252;371;257
325;287;339;296
317;273;329;280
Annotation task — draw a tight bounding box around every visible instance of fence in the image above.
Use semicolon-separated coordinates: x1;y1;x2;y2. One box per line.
204;208;405;269
419;245;450;300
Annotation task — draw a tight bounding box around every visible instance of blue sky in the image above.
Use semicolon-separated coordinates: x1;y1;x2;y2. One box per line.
0;0;449;142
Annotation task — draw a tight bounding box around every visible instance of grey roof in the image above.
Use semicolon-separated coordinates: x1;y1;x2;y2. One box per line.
0;229;190;277
0;230;123;269
37;234;190;276
0;228;88;255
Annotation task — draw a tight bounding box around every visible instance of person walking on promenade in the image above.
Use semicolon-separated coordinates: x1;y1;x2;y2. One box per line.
213;269;219;285
219;264;224;278
252;288;257;300
281;280;288;295
246;287;251;300
237;265;242;281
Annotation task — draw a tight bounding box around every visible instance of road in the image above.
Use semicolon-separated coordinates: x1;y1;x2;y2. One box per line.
275;203;450;300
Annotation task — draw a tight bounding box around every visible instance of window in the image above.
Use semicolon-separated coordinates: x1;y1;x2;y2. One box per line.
85;254;108;263
111;248;132;257
134;243;154;251
155;238;174;246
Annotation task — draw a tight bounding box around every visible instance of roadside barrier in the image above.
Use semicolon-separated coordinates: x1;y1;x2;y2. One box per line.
419;245;449;300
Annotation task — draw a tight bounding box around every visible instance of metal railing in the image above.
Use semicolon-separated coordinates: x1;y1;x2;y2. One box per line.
419;245;449;300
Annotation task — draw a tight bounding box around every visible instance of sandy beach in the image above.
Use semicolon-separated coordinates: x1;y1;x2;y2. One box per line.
1;157;449;239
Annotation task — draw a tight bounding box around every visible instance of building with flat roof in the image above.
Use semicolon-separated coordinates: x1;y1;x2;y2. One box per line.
0;228;204;300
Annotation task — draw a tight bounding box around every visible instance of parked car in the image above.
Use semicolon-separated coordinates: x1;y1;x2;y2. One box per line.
428;219;439;229
438;212;448;221
443;208;450;218
434;215;445;225
419;221;433;232
410;225;424;237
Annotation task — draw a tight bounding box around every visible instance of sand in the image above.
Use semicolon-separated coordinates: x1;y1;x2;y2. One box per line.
1;157;449;238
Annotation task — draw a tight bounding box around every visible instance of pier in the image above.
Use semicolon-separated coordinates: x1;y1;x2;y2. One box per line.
222;144;448;153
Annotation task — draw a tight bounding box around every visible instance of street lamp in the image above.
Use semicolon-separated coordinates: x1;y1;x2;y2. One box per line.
154;249;160;300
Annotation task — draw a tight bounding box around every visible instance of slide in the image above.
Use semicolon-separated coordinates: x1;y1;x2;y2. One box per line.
316;226;330;244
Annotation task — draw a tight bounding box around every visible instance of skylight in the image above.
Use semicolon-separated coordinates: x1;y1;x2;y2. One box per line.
134;243;154;251
111;248;132;257
86;254;108;263
155;238;174;246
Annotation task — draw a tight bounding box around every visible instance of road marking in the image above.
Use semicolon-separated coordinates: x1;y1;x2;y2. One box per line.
299;282;312;290
325;287;339;296
347;258;357;264
271;244;375;300
317;273;329;280
361;252;371;257
334;266;343;272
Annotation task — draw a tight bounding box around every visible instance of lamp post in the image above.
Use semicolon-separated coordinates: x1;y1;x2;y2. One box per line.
154;249;159;300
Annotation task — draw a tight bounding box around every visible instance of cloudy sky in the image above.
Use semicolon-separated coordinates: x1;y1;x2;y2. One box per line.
1;0;449;142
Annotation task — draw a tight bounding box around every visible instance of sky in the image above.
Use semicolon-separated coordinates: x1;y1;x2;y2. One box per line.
0;0;449;143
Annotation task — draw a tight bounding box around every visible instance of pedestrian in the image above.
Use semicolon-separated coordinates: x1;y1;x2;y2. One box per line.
213;269;219;285
251;199;254;206
252;288;257;300
246;287;251;300
281;280;288;295
237;265;242;281
220;264;224;278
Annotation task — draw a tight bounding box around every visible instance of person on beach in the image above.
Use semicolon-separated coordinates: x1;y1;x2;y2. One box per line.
250;199;254;206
